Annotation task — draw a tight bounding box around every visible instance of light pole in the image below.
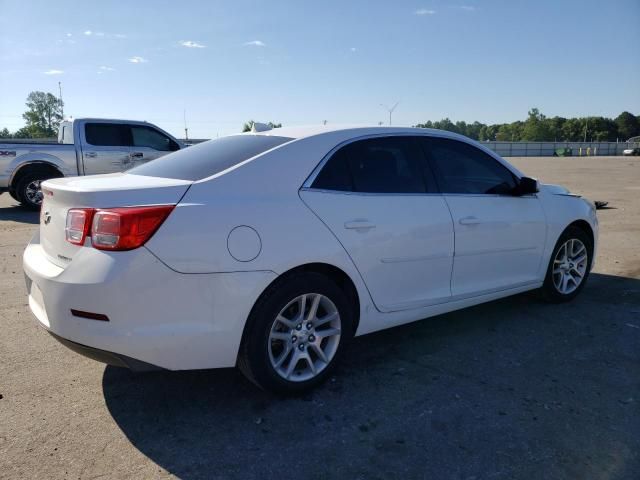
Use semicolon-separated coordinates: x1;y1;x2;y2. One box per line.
58;81;64;119
583;117;588;143
380;102;399;126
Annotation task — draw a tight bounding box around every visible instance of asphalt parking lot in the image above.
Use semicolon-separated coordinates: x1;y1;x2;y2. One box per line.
1;156;638;480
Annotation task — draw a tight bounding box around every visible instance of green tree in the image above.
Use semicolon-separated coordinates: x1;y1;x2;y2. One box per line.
0;127;11;138
615;111;639;140
548;116;566;141
561;118;583;141
22;91;63;138
496;122;523;141
521;108;552;141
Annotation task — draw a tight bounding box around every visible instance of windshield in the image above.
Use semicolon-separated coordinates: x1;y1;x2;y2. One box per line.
129;134;294;181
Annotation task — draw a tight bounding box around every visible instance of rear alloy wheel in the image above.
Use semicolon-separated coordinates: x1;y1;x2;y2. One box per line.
268;293;342;382
238;272;353;394
541;226;593;302
16;170;62;210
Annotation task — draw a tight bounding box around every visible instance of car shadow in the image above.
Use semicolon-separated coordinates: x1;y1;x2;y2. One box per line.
102;272;640;479
0;204;39;224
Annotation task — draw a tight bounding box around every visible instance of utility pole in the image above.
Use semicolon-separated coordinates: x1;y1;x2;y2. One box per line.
583;117;588;142
183;109;189;141
380;102;399;126
58;81;64;119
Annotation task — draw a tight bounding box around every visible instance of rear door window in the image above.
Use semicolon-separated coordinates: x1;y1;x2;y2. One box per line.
312;136;434;194
129;134;293;180
85;123;131;147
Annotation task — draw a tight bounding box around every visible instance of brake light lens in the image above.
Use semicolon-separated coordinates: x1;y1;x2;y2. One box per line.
65;205;174;250
91;205;175;251
65;208;94;245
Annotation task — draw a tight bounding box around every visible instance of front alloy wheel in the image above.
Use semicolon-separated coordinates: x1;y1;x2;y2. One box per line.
552;238;588;294
541;225;593;302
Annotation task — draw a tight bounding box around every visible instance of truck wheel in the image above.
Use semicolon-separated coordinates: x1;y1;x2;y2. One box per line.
15;170;62;210
9;189;19;201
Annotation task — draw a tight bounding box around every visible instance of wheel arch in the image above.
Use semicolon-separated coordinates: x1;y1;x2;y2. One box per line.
10;161;64;189
566;219;594;246
238;262;362;360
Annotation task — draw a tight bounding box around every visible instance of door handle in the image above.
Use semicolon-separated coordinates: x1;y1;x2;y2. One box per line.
459;216;481;225
344;220;376;230
84;152;97;158
130;152;143;159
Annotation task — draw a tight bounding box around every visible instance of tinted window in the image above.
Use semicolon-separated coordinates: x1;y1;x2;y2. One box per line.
423;138;517;194
311;147;353;191
312;137;429;193
129;134;293;181
131;126;179;151
85;123;131;147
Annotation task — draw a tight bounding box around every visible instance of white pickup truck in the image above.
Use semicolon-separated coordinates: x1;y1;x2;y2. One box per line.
0;118;184;209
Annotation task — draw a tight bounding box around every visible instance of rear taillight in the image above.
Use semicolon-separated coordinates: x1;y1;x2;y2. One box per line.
91;206;175;251
65;205;174;251
65;208;94;245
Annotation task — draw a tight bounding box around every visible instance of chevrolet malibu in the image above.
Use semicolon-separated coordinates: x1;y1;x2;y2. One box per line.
23;126;598;393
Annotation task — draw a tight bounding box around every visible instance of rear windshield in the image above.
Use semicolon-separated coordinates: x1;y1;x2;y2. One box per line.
129;134;293;181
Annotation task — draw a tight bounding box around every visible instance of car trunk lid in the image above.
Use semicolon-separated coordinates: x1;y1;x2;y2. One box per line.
39;173;192;268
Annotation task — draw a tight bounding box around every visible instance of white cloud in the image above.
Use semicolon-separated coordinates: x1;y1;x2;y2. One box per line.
84;30;92;36
66;33;72;37
350;47;357;52
455;5;476;11
44;69;64;75
244;40;265;47
180;40;206;48
415;9;436;15
114;33;127;39
99;65;116;71
128;56;148;63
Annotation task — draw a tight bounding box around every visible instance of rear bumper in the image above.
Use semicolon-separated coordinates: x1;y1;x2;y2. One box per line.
23;231;277;370
47;330;164;371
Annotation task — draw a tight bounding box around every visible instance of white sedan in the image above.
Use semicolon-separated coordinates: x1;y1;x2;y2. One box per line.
23;126;598;393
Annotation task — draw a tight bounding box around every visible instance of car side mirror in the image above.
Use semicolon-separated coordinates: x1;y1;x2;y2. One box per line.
514;176;538;196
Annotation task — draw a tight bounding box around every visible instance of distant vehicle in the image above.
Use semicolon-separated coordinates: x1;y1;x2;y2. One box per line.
622;147;640;156
553;147;572;157
23;126;598;393
0;118;184;209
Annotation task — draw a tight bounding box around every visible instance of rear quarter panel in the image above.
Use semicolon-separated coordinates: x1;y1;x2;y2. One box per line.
144;134;378;327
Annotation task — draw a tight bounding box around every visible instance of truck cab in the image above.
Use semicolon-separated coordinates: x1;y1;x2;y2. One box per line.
60;118;183;175
1;118;184;209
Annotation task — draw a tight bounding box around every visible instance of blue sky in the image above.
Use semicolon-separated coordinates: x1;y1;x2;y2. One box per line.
1;0;639;138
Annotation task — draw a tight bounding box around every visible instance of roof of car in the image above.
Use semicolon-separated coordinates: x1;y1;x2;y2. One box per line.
251;125;467;141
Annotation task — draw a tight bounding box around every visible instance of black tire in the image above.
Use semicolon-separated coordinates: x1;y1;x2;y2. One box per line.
540;225;593;303
238;271;354;394
15;169;62;210
9;189;19;201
